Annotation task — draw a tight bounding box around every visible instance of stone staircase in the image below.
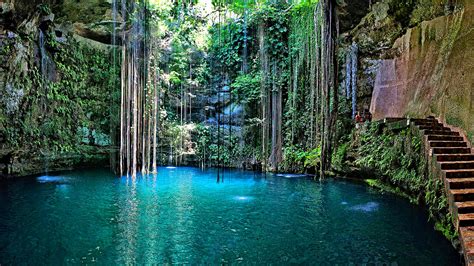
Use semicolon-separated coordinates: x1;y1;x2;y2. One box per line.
412;116;474;265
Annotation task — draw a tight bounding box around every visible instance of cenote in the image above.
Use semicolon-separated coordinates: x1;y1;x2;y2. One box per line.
2;0;473;263
0;167;460;264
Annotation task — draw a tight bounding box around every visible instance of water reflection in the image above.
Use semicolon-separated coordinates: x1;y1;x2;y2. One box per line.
116;176;139;264
0;167;460;265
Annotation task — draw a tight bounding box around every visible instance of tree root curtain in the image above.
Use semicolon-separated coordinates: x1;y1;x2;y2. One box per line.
117;0;159;177
115;0;339;178
257;0;338;176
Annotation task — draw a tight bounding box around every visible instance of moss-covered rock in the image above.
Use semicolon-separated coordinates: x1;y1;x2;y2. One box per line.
59;0;112;25
351;0;403;56
335;122;458;244
0;3;119;178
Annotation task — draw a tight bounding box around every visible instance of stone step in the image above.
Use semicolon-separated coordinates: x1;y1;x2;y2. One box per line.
450;189;474;202
433;147;471;154
441;162;474;170
436;154;474;162
411;117;437;123
460;227;474;265
445;169;474;178
428;135;464;141
461;226;474;240
430;141;467;148
424;130;459;136
467;251;474;266
448;178;474;189
413;120;441;126
468;254;474;266
456;201;474;214
459;213;474;227
419;125;451;131
461;227;474;242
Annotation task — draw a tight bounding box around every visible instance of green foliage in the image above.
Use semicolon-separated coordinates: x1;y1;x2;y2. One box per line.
252;3;289;61
353;124;456;241
231;72;261;103
389;0;417;27
160;1;210;111
195;123;210;162
206;133;240;167
365;178;411;199
292;0;320;11
208;17;249;82
205;1;293;167
37;4;52;15
446;114;463;128
4;34;119;154
282;0;320;150
0;42;12;55
410;0;452;25
356;124;426;195
425;176;457;241
281;145;321;173
302;147;321;168
332;142;349;170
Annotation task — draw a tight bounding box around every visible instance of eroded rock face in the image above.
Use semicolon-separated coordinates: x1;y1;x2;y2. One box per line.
0;150;109;179
370;3;474;141
351;0;403;56
73;22;120;45
338;0;382;33
1;0;116;44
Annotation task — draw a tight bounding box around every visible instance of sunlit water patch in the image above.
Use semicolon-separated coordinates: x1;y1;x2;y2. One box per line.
36;175;69;183
232;195;254;202
0;167;460;264
349;202;380;212
275;173;309;179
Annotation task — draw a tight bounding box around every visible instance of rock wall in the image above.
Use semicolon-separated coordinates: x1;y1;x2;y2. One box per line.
0;2;119;178
370;3;474;142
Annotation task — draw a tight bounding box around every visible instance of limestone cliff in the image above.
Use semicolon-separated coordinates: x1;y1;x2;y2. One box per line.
370;3;473;142
0;1;117;178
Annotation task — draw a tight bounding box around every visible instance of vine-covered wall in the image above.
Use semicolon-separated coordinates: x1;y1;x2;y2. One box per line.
0;0;471;179
202;1;338;174
0;7;119;177
333;123;457;243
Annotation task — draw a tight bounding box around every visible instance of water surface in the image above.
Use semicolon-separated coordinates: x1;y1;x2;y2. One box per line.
0;167;460;264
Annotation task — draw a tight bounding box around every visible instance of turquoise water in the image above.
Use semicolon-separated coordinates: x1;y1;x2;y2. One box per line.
0;167;460;264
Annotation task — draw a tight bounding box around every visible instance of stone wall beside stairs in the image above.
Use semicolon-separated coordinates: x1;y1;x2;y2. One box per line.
370;3;474;144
